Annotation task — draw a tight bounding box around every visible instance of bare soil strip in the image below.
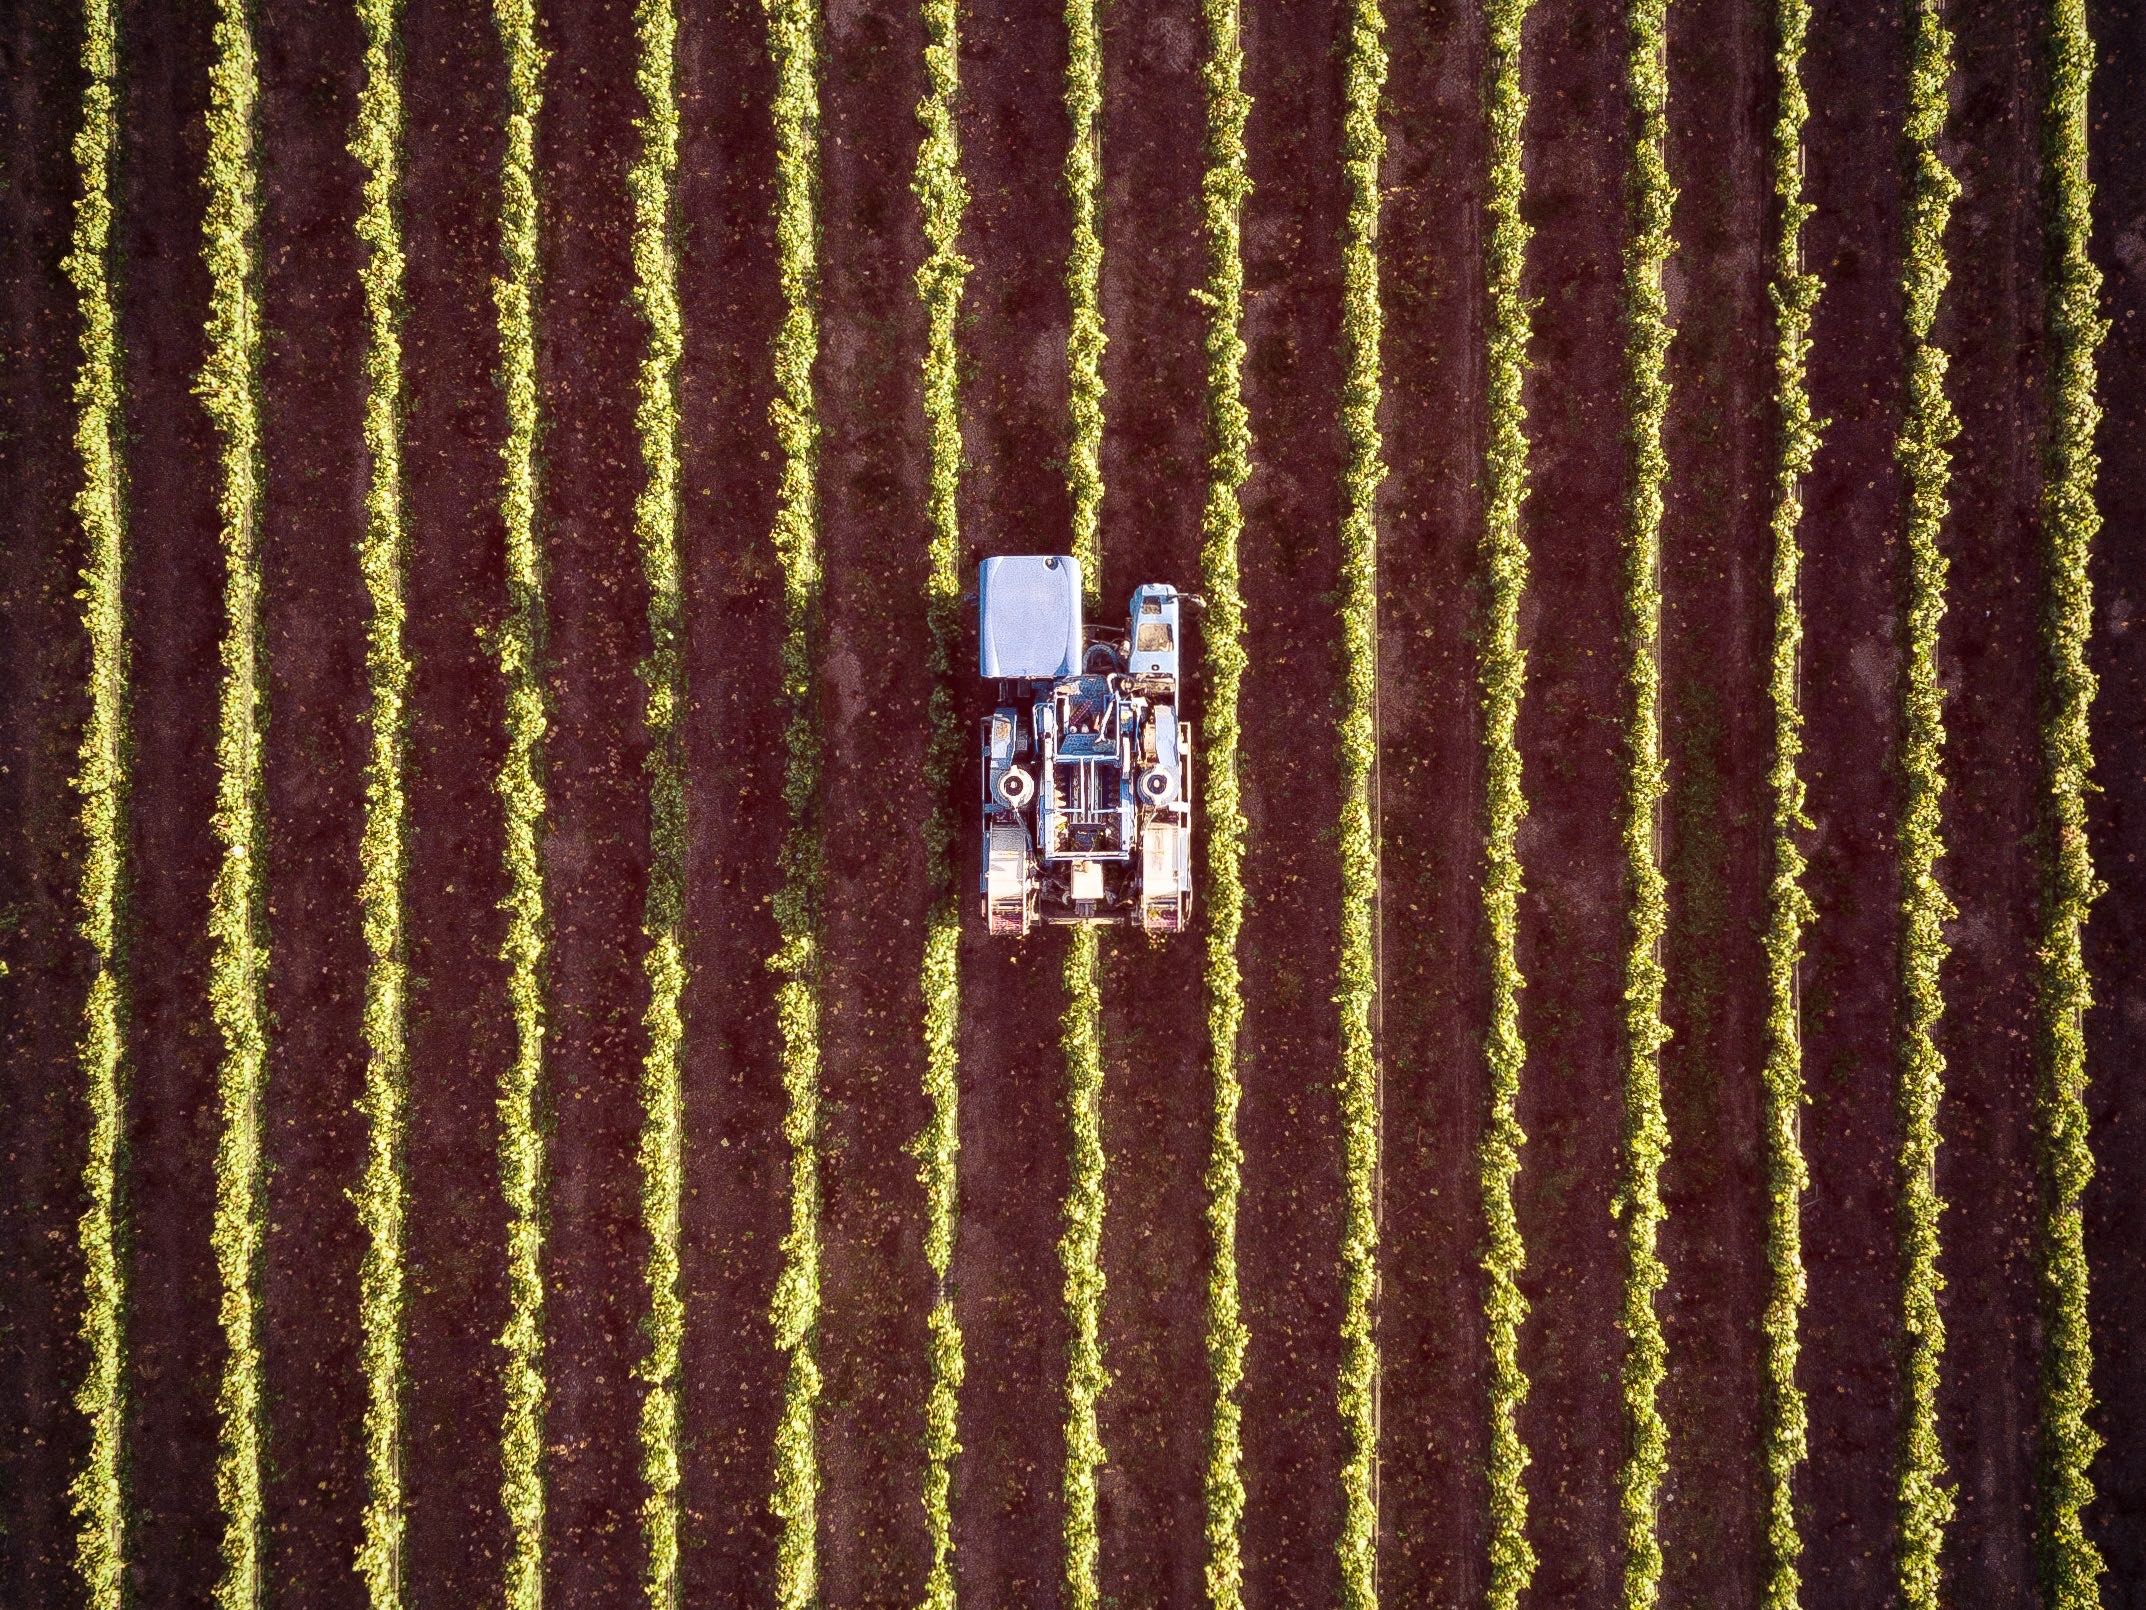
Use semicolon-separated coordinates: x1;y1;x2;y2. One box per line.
1089;1;1212;1600
946;3;1078;1600
2082;0;2146;1589
670;2;791;1597
522;1;654;1595
112;0;228;1593
254;0;372;1593
1796;0;1910;1598
1509;3;1632;1598
1655;0;1773;1599
811;0;936;1599
395;2;514;1597
912;0;969;1594
0;8;92;1596
1373;0;1492;1599
948;904;1070;1610
1926;3;2048;1597
1235;0;1350;1598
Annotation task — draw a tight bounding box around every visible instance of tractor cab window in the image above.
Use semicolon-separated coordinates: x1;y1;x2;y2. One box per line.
1136;621;1173;654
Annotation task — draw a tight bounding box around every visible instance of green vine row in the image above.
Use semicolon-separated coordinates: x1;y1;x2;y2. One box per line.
2034;3;2107;1605
199;0;268;1599
1481;2;1537;1604
64;0;129;1599
1064;0;1103;587
1060;925;1107;1610
912;0;971;1597
1335;0;1386;1602
1894;1;1960;1600
1758;0;1821;1603
1195;0;1251;1601
490;2;551;1602
1613;3;1673;1604
1059;2;1107;1602
350;0;411;1600
763;0;824;1600
628;0;687;1601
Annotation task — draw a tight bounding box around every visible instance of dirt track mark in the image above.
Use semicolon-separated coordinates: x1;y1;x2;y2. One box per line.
113;0;229;1594
1093;0;1211;1601
1656;0;1773;1598
396;1;513;1597
0;7;92;1597
814;0;936;1598
1509;2;1630;1597
1929;2;2047;1597
255;0;372;1591
1798;0;1911;1597
669;1;790;1598
947;3;1078;1601
1236;0;1350;1598
1374;0;1491;1598
529;0;654;1594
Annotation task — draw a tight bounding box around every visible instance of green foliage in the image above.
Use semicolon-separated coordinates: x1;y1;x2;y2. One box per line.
1335;1;1385;1603
1064;0;1103;596
2036;4;2107;1604
491;2;551;1601
1894;2;1959;1599
1480;3;1536;1604
1058;5;1107;1601
197;2;268;1600
1195;0;1250;1602
911;0;970;1597
762;0;824;1600
1758;0;1821;1603
1613;4;1673;1605
1060;926;1106;1610
350;0;410;1600
63;0;129;1600
627;0;686;1602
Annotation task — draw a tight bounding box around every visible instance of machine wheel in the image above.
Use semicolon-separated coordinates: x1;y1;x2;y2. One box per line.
993;765;1035;809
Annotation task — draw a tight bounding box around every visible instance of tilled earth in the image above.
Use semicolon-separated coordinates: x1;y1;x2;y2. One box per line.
0;2;2140;1605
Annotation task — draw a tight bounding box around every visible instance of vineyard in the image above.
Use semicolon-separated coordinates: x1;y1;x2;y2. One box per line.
2;0;2143;1605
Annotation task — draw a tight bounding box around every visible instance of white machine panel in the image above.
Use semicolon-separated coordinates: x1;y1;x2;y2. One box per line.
979;555;1084;680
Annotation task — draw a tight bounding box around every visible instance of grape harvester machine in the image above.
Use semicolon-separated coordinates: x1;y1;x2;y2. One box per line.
978;554;1192;937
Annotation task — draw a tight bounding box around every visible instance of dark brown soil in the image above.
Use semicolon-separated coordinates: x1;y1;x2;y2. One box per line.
1510;2;1633;1598
1797;0;1911;1598
1236;0;1350;1599
1091;0;1211;1602
946;2;1077;1600
9;5;2146;1603
1928;4;2047;1599
113;0;230;1597
945;924;1070;1610
395;2;514;1601
1373;0;1492;1598
529;0;654;1593
2085;0;2146;1596
661;8;797;1603
1656;0;1774;1599
0;7;91;1599
813;0;936;1598
254;0;372;1595
671;3;790;1599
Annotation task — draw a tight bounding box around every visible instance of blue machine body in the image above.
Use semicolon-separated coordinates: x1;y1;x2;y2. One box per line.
978;558;1192;935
